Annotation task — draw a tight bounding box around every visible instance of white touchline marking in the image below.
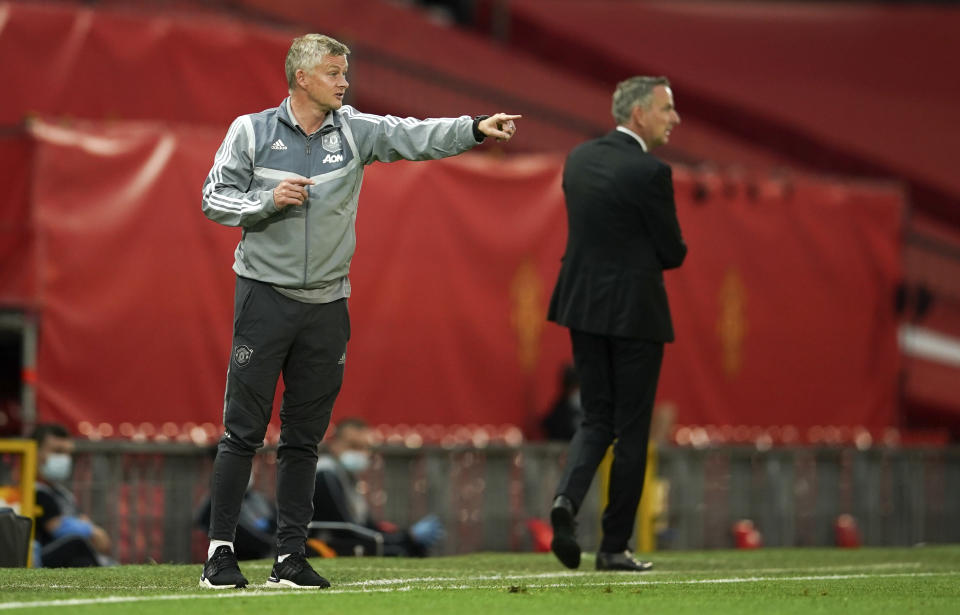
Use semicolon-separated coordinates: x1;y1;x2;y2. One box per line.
1;571;956;610
0;563;926;590
0;587;407;611
488;572;954;587
7;554;923;590
0;563;936;592
340;571;585;586
639;562;925;575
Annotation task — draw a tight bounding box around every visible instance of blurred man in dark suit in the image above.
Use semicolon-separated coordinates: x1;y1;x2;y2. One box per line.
547;76;685;572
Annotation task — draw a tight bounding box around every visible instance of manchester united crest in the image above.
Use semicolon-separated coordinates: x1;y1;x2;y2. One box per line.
321;131;342;153
233;344;254;367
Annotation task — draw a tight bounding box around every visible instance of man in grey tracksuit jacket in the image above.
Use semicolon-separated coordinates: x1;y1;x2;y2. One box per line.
202;99;484;291
198;33;519;590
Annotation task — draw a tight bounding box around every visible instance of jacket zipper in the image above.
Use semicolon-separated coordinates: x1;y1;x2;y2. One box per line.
303;134;312;287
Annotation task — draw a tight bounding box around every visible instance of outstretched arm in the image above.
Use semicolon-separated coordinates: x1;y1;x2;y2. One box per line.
343;106;522;164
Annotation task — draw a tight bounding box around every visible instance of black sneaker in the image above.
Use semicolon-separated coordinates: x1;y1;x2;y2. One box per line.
267;552;331;589
200;545;248;589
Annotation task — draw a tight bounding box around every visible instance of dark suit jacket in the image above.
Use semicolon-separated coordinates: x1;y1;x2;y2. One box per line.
548;129;686;342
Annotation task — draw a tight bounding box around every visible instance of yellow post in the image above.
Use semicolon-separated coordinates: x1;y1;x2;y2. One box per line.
0;438;38;567
636;442;658;553
597;441;657;553
598;445;613;512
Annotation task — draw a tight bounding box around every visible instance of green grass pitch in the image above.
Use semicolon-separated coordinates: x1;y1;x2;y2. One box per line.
2;547;959;614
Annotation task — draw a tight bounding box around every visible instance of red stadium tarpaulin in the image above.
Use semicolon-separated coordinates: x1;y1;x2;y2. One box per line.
501;0;960;227
0;133;34;306
0;119;905;437
0;0;801;165
0;0;605;154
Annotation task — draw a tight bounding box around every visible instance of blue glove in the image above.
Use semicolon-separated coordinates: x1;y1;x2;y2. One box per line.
409;514;444;547
253;517;272;532
51;516;94;539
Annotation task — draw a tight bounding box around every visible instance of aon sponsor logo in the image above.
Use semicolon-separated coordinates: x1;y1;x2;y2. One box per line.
322;153;344;164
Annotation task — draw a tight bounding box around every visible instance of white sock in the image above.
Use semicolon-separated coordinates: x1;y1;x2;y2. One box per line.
208;540;233;559
277;553;291;563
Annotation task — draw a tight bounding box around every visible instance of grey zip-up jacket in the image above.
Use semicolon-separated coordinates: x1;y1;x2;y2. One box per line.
201;99;480;289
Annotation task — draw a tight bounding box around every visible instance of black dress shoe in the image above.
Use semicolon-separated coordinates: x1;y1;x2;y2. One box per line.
550;495;581;569
595;550;653;572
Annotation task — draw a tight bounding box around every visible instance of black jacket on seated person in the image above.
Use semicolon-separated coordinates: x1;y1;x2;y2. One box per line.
34;482;99;567
311;455;426;557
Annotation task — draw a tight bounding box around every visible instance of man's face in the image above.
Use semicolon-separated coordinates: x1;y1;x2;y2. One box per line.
331;424;373;474
635;85;681;149
335;425;372;456
38;435;74;467
300;54;349;112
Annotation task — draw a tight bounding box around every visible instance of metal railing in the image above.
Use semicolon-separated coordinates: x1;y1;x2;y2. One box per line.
51;441;960;563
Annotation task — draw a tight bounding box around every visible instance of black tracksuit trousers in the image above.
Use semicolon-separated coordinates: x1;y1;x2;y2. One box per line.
208;276;350;555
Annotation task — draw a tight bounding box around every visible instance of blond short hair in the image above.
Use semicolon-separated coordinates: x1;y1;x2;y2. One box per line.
285;34;351;90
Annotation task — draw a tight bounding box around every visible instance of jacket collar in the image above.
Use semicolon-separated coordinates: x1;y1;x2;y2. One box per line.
615;126;648;152
279;97;341;135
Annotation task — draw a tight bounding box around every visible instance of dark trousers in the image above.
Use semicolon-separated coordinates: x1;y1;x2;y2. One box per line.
555;329;664;553
209;276;350;555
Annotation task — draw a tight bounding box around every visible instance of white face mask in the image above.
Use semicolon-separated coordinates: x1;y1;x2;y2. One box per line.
339;450;370;474
40;453;72;482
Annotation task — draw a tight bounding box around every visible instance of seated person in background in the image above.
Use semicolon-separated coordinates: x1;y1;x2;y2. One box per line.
541;363;583;441
31;423;114;567
194;449;277;561
311;417;443;557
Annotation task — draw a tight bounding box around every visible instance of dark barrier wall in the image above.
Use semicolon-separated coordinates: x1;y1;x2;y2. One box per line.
64;441;960;563
0;119;903;434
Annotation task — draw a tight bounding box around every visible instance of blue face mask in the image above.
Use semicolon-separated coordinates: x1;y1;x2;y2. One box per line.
339;450;370;474
41;453;72;482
